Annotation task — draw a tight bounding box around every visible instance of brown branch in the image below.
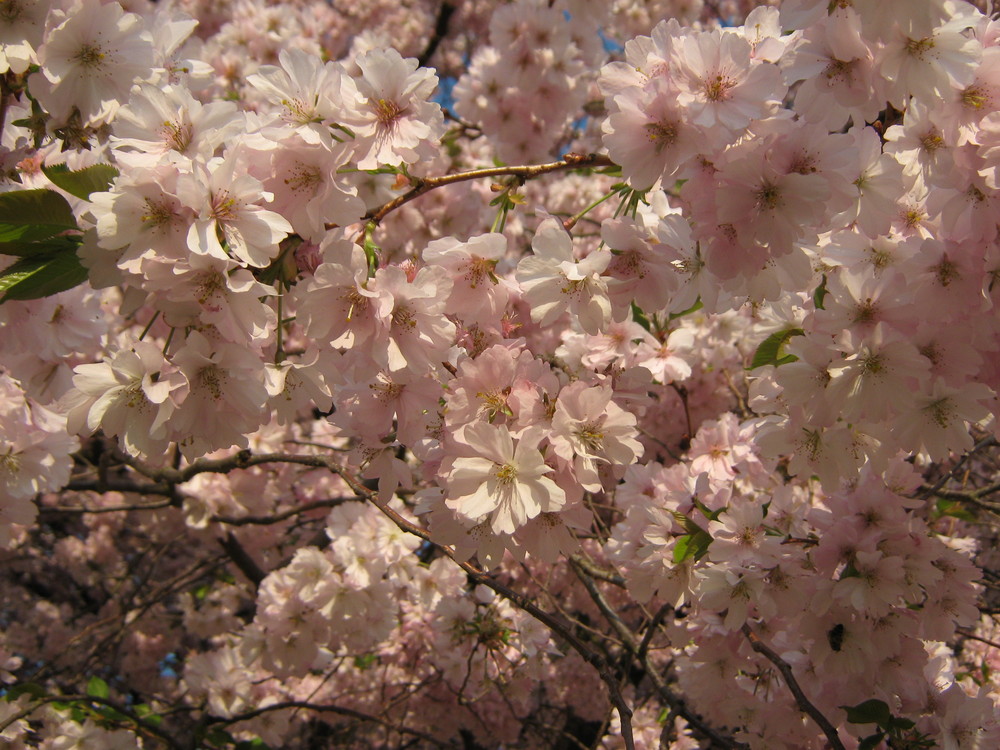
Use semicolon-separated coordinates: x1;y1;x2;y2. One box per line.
671;383;694;452
637;603;673;664
916;435;997;501
212;700;458;749
220;533;266;587
211;496;358;526
740;624;845;750
927;481;1000;511
97;448;730;750
363;153;615;225
418;1;456;68
957;628;1000;650
571;560;745;750
41;496;174;514
569;554;626;588
364;497;637;750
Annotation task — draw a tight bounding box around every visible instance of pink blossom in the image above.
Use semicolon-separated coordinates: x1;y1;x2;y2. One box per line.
186;150;293;268
549;381;643;492
442;423;566;535
33;0;155;125
64;340;186;458
350;48;445;169
516;217;612;335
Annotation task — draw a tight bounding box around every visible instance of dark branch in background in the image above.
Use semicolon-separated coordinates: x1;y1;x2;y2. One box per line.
220;533;266;587
211;700;459;750
418;1;457;68
212;496;356;526
637;603;673;664
740;624;846;750
570;554;626;587
958;628;1000;650
928;481;1000;512
570;559;747;750
916;435;997;501
93;448;641;749
366;490;638;750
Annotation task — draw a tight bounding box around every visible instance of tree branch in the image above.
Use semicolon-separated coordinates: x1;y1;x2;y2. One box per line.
740;624;845;750
916;435;997;501
211;699;458;749
418;1;456;68
571;560;745;750
363;153;615;225
220;532;266;587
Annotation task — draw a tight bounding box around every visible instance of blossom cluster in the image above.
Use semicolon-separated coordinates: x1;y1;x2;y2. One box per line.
2;0;1000;748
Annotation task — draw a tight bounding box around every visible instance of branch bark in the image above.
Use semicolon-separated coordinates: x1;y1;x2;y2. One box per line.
362;152;615;225
740;624;846;750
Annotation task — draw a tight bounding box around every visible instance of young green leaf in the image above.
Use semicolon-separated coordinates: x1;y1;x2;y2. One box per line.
3;682;47;701
42;163;119;200
813;274;828;310
0;189;77;245
672;530;712;563
0;247;88;302
841;698;891;726
86;676;110;699
749;328;804;369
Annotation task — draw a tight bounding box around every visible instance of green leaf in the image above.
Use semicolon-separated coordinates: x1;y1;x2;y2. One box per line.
133;704;163;726
0;189;77;245
42;163;119;200
841;699;891;726
749;328;804;369
669;510;708;537
86;676;109;700
93;703;128;723
235;739;271;750
934;498;977;523
0;235;81;258
672;530;712;563
0;248;88;302
4;682;47;700
888;716;916;730
692;498;723;522
204;728;236;747
353;653;377;670
668;298;703;321
813;274;829;310
857;732;885;750
631;302;651;332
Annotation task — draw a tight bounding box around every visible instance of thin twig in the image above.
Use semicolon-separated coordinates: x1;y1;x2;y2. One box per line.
571;561;745;749
637;603;672;664
740;624;845;750
916;436;997;501
928;481;1000;511
367;494;637;750
363;153;615;225
957;628;1000;650
212;496;358;526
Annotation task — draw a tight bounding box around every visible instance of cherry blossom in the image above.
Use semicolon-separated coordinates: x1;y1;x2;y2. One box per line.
442;423;566;535
3;1;1000;748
